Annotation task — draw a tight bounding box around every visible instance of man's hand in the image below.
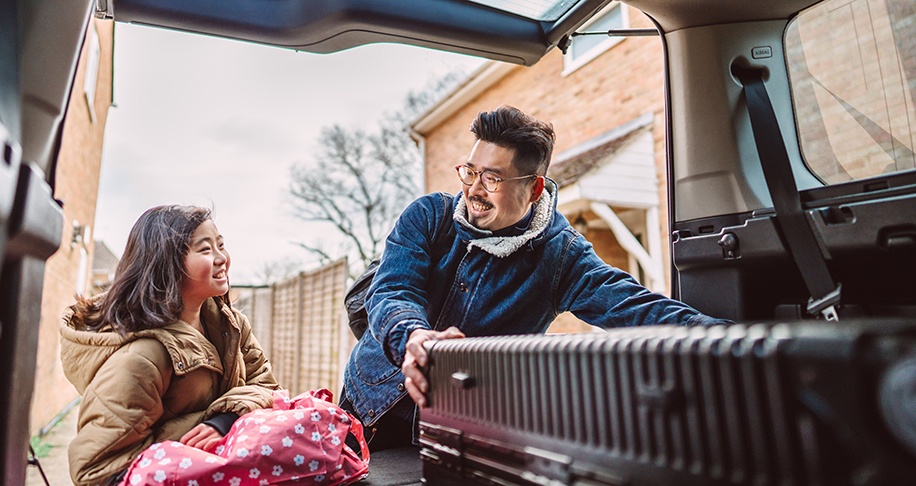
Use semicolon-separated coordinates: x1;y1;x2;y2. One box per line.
180;423;223;451
402;326;465;408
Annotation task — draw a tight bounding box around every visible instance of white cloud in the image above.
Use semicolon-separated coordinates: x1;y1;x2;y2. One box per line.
96;23;483;284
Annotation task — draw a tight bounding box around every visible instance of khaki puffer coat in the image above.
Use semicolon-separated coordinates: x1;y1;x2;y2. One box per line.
60;297;280;486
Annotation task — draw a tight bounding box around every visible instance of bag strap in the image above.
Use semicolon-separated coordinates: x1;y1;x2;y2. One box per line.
735;67;841;321
430;193;456;263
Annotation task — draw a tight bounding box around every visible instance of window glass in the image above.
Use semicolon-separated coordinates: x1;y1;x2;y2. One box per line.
467;0;579;21
786;0;916;184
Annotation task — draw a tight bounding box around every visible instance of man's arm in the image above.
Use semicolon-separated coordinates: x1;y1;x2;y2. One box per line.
366;194;452;367
557;235;726;327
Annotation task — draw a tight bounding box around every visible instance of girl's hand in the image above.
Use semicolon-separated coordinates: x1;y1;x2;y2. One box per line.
180;424;223;451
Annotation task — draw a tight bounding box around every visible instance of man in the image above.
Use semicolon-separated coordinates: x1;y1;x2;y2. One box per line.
340;106;724;451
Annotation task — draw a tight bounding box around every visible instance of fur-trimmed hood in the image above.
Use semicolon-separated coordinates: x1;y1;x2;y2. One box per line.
453;178;558;258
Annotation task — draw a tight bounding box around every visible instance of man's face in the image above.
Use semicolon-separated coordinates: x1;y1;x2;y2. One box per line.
462;140;541;231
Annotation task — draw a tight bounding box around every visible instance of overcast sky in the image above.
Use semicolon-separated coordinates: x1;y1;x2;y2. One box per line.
95;23;483;285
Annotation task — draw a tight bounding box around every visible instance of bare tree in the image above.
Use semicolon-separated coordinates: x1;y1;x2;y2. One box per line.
254;258;303;285
289;71;466;276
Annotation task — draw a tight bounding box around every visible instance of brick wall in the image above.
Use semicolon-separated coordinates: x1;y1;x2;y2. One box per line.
30;18;114;435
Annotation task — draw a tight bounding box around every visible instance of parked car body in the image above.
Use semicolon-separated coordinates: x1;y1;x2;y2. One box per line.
2;0;913;484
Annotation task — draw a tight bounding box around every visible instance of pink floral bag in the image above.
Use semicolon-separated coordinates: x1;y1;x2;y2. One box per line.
119;389;369;486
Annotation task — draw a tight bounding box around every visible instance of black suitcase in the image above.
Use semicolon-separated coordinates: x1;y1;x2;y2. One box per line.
418;322;916;486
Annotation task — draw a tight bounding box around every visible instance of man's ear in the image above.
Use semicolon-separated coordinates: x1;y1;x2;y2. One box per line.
529;176;545;203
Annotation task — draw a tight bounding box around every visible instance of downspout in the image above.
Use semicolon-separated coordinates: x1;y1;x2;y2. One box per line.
408;127;427;195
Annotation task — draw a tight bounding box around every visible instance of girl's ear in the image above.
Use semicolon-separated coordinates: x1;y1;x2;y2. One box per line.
528;176;545;203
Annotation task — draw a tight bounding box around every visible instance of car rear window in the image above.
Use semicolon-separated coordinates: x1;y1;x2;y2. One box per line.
785;0;916;184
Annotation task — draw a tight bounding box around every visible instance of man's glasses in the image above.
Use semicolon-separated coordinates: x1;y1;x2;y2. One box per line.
455;164;538;193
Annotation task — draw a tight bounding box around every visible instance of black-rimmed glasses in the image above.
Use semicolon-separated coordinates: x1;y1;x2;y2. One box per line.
455;164;537;193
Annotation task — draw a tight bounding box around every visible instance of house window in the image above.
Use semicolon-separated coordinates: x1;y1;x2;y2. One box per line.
83;22;101;123
562;3;628;76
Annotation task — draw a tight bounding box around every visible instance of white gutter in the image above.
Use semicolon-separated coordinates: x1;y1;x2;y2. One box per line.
411;61;518;136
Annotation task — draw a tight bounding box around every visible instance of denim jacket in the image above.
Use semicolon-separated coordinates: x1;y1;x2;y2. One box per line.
342;179;720;428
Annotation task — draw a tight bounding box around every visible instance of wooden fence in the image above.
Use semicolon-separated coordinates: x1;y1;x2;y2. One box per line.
234;258;356;400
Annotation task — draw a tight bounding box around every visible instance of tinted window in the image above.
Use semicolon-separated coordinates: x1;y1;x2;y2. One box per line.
786;0;916;184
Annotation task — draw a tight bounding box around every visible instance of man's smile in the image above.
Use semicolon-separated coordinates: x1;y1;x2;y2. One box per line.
469;196;493;213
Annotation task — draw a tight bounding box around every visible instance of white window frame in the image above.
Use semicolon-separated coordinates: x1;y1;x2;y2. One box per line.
562;3;629;76
83;22;101;123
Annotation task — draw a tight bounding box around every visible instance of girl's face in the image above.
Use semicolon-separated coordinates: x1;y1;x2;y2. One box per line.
181;219;230;306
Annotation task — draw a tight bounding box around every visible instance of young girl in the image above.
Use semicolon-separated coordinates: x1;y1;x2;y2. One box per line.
60;205;280;486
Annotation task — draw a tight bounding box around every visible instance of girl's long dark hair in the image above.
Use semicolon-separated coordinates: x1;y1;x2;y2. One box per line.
73;205;225;334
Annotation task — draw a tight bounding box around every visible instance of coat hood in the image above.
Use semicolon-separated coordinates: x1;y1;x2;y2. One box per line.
60;297;229;394
453;177;559;258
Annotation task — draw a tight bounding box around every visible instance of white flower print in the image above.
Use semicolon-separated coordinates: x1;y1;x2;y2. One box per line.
179;458;193;469
236;448;249;458
158;458;172;465
259;425;271;433
259;481;269;486
292;477;300;481
276;415;288;422
336;464;342;470
154;470;167;482
295;424;305;434
309;460;319;472
171;441;183;448
311;432;321;441
261;445;273;456
310;412;321;422
130;474;142;485
153;449;166;460
237;435;248;442
294;455;305;466
328;423;336;433
213;472;225;482
206;456;219;464
282;436;293;447
139;458;152;468
340;415;348;423
294;411;305;420
229;478;241;486
254;418;266;424
188;481;199;486
150;443;162;450
329;408;336;416
245;418;253;425
284;396;291;403
315;474;326;482
215;445;225;455
249;468;261;479
330;436;341;446
273;465;284;476
227;437;234;447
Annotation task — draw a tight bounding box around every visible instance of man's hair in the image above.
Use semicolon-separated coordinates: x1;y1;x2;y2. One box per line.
470;105;556;176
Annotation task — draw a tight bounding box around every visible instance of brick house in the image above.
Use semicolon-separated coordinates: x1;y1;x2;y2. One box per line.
30;18;115;436
411;2;668;332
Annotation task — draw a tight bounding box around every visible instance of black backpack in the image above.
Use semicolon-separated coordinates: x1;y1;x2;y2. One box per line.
344;202;456;340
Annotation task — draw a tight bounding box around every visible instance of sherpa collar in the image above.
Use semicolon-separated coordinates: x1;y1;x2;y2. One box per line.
454;184;554;258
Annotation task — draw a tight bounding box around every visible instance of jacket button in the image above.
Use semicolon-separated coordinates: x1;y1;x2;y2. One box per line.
398;383;405;392
368;410;376;418
206;358;211;365
177;362;183;369
458;282;468;293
